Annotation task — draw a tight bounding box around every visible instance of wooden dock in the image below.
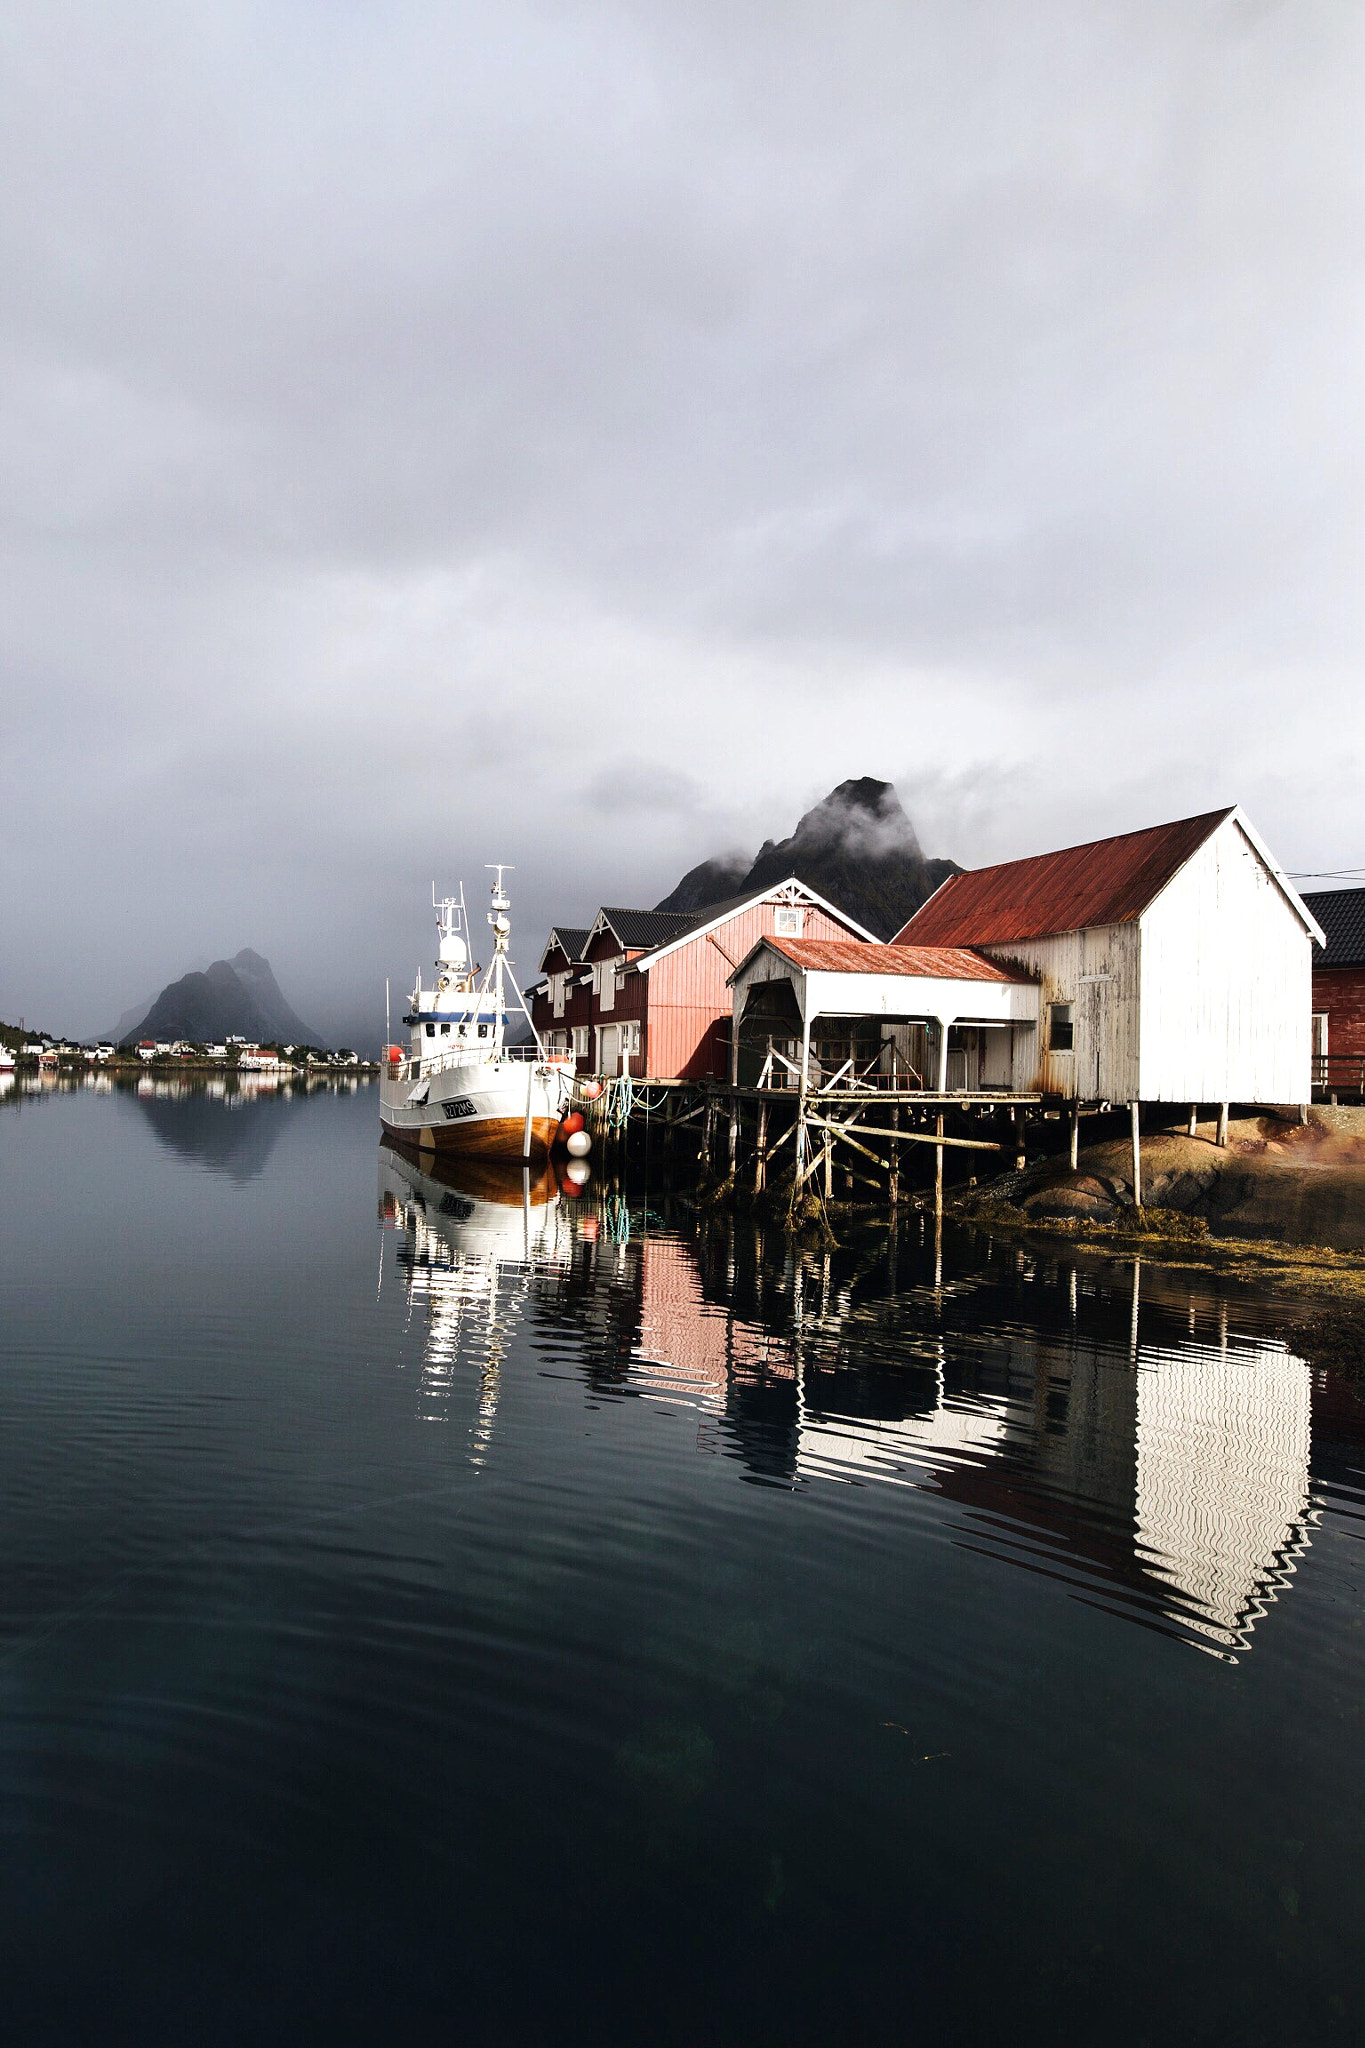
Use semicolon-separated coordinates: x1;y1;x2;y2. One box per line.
588;1074;1062;1213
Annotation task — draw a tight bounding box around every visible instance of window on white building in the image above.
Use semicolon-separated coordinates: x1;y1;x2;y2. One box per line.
1048;1002;1074;1053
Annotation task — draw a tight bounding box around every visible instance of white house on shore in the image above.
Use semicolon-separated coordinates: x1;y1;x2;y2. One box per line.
728;807;1322;1108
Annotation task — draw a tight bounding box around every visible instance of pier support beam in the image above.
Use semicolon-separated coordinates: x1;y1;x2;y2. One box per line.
1130;1100;1143;1208
1217;1101;1229;1148
1069;1100;1080;1171
1187;1103;1198;1139
754;1097;768;1195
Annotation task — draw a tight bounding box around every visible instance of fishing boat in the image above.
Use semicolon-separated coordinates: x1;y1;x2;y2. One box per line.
379;868;576;1161
0;1042;15;1073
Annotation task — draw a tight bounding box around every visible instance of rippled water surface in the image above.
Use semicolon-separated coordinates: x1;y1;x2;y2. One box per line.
4;1077;1365;2045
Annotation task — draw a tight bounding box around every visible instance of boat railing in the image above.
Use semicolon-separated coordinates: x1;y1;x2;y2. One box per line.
392;1042;573;1084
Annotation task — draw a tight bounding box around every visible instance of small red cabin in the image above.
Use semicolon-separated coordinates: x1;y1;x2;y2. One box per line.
1302;887;1365;1083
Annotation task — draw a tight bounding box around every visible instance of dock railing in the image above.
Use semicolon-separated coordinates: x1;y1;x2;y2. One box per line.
1314;1054;1365;1098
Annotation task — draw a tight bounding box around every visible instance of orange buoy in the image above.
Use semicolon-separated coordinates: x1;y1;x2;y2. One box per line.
560;1177;584;1198
559;1111;585;1137
386;1044;403;1064
578;1080;603;1101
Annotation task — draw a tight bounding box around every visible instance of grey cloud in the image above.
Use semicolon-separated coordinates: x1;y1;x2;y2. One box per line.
1;0;1362;1037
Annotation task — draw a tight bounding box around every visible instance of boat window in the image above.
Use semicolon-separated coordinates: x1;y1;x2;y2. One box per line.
425;1023;436;1038
440;1023;450;1035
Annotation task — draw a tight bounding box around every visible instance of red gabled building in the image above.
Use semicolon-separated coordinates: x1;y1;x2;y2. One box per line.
1302;887;1365;1076
532;880;873;1080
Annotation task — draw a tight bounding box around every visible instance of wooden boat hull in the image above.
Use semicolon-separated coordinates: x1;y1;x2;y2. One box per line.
380;1112;560;1160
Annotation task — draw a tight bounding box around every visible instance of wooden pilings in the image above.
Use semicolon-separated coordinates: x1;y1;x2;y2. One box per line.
1130;1099;1143;1208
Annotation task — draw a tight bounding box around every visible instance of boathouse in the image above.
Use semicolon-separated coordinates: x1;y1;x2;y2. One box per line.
1300;887;1365;1087
532;881;874;1080
727;939;1039;1093
893;806;1321;1105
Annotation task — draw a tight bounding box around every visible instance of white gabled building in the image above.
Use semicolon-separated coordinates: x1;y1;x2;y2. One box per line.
896;805;1322;1105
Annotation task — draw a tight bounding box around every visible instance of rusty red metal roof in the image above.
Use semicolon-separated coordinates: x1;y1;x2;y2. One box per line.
763;938;1033;983
894;808;1234;947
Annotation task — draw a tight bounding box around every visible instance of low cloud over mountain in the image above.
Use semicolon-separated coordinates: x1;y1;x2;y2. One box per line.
656;778;960;939
119;950;322;1047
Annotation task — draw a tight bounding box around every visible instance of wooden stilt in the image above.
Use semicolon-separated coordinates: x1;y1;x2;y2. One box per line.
889;1104;900;1206
823;1136;833;1201
935;1111;944;1218
1217;1101;1229;1148
754;1097;768;1194
728;1103;738;1174
1131;1100;1143;1207
1187;1103;1198;1139
1069;1100;1079;1171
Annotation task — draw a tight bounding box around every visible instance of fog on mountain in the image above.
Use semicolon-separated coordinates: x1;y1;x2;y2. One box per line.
656;779;960;939
120;949;322;1048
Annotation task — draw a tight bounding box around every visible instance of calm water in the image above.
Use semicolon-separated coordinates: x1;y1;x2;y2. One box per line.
3;1075;1365;2045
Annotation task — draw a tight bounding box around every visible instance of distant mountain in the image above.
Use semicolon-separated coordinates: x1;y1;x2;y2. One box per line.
656;778;960;940
118;949;322;1047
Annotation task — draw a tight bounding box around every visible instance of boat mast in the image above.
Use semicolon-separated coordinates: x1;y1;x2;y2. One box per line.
483;864;547;1056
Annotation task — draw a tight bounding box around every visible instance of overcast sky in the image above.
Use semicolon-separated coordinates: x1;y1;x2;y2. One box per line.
3;0;1362;1042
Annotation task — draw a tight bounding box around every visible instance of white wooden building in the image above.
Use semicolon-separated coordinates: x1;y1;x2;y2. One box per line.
728;807;1322;1107
896;805;1322;1105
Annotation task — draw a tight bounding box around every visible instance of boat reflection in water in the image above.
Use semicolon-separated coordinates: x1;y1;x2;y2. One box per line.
377;1172;1342;1657
378;1143;576;1456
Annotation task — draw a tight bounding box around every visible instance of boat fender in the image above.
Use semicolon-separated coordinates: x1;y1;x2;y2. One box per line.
565;1159;591;1187
578;1080;604;1102
565;1130;592;1159
559;1111;585;1138
386;1045;403;1064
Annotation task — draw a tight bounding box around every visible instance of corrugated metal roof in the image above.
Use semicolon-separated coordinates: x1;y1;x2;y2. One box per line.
598;907;705;949
1303;887;1365;968
765;939;1034;983
896;808;1234;946
540;926;591;966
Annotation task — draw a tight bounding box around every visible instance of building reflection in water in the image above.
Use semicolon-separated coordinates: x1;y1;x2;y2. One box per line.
378;1166;1350;1658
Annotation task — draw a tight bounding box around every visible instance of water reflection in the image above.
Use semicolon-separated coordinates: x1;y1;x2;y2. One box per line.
0;1069;369;1181
379;1145;576;1450
377;1173;1351;1657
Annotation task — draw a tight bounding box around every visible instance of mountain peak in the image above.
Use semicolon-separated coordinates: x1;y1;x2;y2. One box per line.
654;777;958;939
117;951;322;1047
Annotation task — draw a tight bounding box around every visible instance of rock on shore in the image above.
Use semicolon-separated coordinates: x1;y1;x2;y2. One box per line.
1007;1108;1365;1253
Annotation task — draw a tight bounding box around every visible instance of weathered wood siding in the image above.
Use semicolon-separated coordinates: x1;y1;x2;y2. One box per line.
1137;816;1311;1103
647;901;862;1080
981;923;1140;1100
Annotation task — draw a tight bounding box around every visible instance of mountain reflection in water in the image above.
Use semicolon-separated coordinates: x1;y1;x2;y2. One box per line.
383;1151;1338;1658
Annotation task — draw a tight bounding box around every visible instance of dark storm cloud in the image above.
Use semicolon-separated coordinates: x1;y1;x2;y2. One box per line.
1;0;1362;1039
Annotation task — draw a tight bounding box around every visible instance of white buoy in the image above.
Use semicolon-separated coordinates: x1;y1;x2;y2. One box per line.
565;1159;591;1186
565;1130;592;1158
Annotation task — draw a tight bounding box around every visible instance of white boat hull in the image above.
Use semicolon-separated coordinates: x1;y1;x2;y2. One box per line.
380;1054;574;1160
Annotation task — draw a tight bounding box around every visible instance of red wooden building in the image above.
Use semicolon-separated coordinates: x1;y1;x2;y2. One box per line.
1302;887;1365;1074
532;881;873;1080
